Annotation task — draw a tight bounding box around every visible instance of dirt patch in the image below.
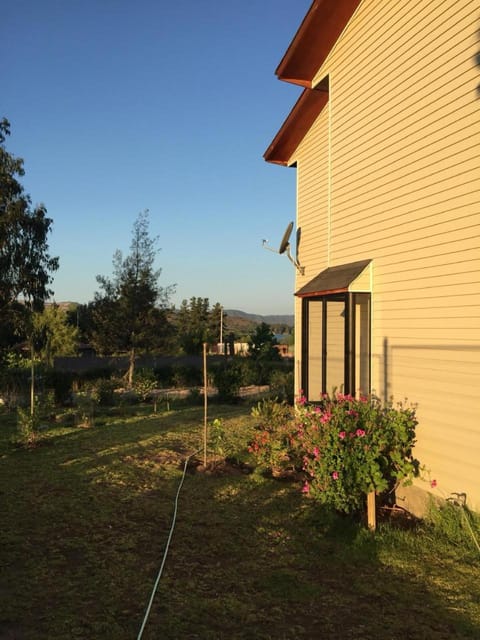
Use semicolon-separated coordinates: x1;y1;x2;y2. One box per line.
0;622;24;640
188;456;254;477
377;505;421;530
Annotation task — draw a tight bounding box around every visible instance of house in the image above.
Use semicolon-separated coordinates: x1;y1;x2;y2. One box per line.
264;0;480;513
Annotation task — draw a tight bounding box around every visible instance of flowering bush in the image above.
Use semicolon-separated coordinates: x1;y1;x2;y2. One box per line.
249;392;420;514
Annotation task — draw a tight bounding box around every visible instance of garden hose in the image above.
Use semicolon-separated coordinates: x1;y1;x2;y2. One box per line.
137;446;202;640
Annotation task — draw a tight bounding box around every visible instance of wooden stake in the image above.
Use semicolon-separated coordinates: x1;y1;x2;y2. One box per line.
203;342;208;467
367;491;376;530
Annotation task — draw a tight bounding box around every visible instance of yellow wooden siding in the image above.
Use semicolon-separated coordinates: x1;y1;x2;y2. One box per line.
349;262;372;292
292;0;480;509
295;108;330;280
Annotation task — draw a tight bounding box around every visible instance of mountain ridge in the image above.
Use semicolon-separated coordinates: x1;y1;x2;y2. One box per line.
54;302;294;328
224;309;294;327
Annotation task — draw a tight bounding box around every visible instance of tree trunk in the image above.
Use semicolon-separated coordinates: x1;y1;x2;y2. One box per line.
30;342;35;416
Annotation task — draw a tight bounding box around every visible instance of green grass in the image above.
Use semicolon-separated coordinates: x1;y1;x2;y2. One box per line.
1;403;479;639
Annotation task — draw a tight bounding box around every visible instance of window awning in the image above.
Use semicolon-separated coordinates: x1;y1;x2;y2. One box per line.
295;259;372;297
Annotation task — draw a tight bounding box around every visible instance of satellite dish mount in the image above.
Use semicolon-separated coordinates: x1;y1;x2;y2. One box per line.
262;221;304;275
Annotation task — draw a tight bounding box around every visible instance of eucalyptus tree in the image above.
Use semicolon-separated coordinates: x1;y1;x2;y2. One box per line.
0;118;58;316
0;117;59;415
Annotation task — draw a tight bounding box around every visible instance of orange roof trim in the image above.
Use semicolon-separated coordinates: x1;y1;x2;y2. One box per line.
265;0;362;166
263;85;328;166
276;0;363;87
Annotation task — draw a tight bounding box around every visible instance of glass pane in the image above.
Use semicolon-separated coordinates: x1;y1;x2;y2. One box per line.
354;294;370;396
307;300;323;401
326;299;345;394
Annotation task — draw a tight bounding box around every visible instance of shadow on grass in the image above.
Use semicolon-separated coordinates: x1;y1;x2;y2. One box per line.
150;474;479;640
0;408;478;639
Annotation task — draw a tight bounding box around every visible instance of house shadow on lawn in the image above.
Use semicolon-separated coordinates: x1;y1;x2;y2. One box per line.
152;473;479;640
1;414;478;640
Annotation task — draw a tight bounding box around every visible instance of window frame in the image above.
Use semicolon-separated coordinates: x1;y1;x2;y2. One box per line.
301;292;371;398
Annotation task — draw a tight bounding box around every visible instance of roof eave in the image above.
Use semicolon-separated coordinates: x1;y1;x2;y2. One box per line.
264;85;329;166
275;0;363;86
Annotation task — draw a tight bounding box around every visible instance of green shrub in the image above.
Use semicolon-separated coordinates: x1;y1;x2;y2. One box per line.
171;364;202;388
210;418;226;460
251;397;293;425
247;356;274;386
44;370;74;405
239;357;294;388
133;368;157;401
0;364;30;408
211;359;244;401
15;406;39;447
268;369;294;404
74;392;97;426
153;365;175;388
90;378;118;406
249;392;420;514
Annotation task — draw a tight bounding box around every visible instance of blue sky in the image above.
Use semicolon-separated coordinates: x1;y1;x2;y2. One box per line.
3;0;311;315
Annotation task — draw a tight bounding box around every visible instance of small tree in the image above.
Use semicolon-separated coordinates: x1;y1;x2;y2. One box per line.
174;297;225;355
32;304;79;366
247;322;282;385
249;322;281;361
92;211;174;387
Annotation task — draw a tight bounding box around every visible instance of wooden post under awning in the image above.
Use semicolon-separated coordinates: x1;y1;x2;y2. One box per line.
367;491;376;530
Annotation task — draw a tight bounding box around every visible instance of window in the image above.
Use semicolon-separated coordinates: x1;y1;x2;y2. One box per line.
301;292;370;399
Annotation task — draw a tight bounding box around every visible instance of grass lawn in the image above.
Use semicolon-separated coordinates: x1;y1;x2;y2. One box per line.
1;402;479;639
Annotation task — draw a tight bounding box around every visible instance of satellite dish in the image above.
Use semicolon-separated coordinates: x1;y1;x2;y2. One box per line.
279;221;294;254
262;221;304;275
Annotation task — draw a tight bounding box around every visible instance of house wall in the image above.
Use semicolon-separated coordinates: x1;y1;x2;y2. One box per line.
291;0;480;510
294;107;330;394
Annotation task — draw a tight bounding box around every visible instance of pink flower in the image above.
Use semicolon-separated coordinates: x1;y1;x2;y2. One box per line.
296;395;307;406
320;412;332;424
339;431;346;440
337;393;354;402
332;471;339;480
302;481;310;493
430;479;437;488
313;446;320;459
356;428;366;437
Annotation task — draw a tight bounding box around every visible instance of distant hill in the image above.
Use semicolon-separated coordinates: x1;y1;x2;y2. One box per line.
47;301;77;312
54;302;294;333
225;310;294;327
